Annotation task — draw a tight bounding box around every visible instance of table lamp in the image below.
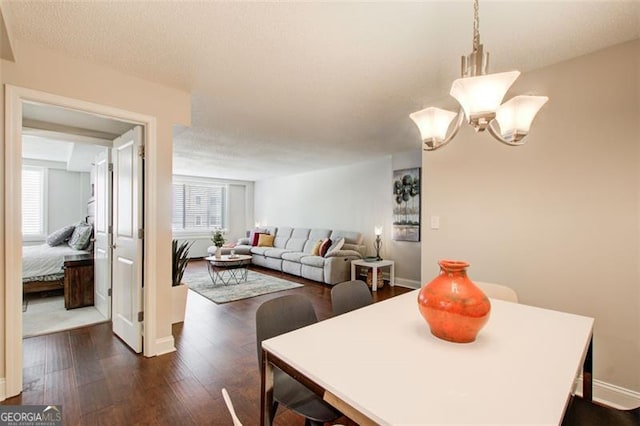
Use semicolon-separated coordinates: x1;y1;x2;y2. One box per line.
374;226;383;261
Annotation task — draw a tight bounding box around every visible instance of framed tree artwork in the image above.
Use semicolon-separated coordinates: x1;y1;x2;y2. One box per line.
392;167;421;242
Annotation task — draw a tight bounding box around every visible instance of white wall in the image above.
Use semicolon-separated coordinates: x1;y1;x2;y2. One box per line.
422;40;640;395
49;169;90;230
21;159;91;244
255;154;421;285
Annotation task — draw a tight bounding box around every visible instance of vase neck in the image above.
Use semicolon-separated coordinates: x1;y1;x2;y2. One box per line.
438;260;470;274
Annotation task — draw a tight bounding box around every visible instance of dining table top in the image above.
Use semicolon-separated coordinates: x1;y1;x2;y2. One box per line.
262;290;594;425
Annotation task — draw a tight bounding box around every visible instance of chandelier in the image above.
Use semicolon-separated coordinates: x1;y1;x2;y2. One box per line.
410;0;548;151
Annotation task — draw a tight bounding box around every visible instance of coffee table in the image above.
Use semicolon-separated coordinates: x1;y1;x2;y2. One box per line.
205;255;252;285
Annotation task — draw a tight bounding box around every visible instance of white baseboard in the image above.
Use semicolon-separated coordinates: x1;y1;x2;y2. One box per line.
574;376;640;409
0;377;5;402
155;336;176;356
394;277;421;289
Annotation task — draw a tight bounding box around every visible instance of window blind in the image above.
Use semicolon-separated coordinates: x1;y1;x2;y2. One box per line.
22;167;45;236
172;181;226;232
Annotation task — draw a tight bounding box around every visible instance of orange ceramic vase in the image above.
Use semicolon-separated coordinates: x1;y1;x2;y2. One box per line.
418;260;491;343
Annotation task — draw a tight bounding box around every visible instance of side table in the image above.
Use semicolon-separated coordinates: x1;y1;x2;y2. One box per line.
63;253;95;309
351;259;395;291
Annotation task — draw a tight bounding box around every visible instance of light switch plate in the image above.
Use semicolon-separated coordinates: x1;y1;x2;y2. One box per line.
430;216;440;230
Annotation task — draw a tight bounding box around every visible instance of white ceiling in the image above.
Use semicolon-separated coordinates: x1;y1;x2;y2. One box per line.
21;102;135;172
5;1;640;181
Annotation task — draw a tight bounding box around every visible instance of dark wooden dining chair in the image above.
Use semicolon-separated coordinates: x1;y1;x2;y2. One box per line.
562;395;640;426
331;280;373;316
256;294;342;426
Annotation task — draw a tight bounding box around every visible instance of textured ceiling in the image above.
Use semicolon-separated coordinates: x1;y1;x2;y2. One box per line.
5;1;640;180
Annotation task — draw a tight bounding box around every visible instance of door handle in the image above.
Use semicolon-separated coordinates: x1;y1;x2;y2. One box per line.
110;244;117;250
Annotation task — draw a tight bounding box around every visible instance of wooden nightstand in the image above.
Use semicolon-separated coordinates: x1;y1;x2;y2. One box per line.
63;254;94;309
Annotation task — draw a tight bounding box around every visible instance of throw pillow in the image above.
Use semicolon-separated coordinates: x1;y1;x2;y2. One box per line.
311;239;323;256
46;224;75;247
249;228;267;246
257;234;275;247
252;232;267;246
319;238;332;257
325;237;345;257
68;223;93;250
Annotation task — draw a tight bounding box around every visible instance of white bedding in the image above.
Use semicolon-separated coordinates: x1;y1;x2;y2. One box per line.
22;244;90;282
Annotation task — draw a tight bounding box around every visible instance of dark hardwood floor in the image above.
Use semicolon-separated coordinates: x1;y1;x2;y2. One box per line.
5;260;412;425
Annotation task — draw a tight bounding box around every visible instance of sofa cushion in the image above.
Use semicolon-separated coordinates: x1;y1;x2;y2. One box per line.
251;232;268;246
264;248;291;259
274;227;293;249
330;230;364;245
281;252;308;262
302;229;331;252
250;246;270;256
264;226;278;236
325;238;345;256
311;239;323;255
319;238;332;257
300;255;325;268
249;228;267;245
285;228;310;251
258;234;275;247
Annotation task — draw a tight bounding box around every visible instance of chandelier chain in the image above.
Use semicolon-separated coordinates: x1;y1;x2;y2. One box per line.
473;0;480;52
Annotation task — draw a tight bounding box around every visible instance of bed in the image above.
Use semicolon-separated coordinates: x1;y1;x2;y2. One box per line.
22;243;91;294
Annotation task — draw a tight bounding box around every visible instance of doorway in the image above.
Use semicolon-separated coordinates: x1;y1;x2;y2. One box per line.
5;85;157;398
20;102;135;337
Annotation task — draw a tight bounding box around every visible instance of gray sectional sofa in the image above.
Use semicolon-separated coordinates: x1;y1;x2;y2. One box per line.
207;226;365;285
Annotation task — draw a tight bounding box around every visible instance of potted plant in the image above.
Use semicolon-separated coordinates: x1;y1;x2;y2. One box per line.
171;239;193;324
211;229;226;258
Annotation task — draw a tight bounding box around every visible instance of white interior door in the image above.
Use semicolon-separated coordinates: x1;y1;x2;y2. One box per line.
93;148;112;319
112;126;143;353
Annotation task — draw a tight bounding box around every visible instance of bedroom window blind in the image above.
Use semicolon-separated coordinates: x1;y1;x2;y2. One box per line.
172;181;226;233
22;166;46;237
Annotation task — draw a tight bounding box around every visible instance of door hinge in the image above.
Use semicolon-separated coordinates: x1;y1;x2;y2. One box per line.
138;228;144;239
138;145;145;159
108;288;112;297
108;225;113;234
108;163;113;172
138;311;144;322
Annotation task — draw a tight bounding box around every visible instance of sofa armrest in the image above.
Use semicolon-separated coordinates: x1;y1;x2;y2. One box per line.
323;253;362;285
325;249;362;259
237;237;251;245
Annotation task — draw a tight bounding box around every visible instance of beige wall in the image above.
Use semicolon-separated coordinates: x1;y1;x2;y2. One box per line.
422;40;640;392
1;39;190;385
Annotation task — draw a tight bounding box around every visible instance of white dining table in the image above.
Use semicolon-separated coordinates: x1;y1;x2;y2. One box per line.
260;290;594;425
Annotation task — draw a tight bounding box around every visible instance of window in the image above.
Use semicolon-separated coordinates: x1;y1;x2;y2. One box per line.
22;166;47;238
172;180;226;233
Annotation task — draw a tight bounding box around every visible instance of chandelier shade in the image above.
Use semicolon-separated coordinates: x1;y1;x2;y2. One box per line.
410;0;548;151
494;95;549;143
450;71;520;131
409;107;458;148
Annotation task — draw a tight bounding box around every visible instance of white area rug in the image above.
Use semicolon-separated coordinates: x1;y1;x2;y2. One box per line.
183;268;303;304
23;295;108;337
